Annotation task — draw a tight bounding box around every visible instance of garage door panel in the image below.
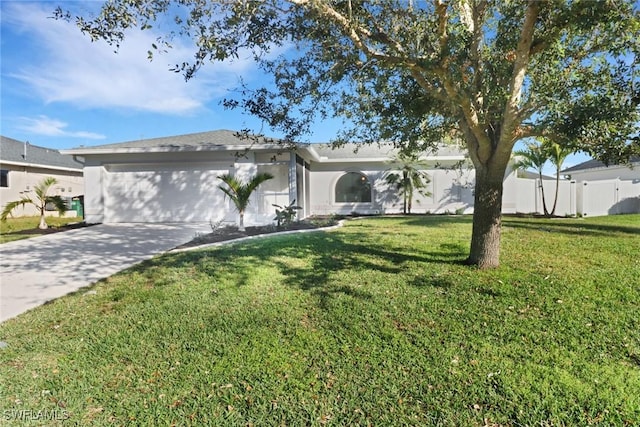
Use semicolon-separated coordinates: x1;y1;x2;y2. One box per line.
104;164;230;223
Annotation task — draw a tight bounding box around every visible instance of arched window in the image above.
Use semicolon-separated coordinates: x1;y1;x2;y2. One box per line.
335;172;372;203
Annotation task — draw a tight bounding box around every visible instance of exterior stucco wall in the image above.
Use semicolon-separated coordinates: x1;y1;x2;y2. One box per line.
76;144;534;225
0;164;83;218
307;161;482;216
82;165;105;223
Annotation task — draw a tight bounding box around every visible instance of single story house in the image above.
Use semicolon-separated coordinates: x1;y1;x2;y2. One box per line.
1;136;84;217
62;130;521;226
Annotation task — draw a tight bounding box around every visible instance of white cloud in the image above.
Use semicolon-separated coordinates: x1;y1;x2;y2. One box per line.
4;2;263;115
17;115;106;140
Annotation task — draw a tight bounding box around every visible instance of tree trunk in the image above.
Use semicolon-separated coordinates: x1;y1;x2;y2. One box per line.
550;170;560;216
466;168;505;269
38;207;48;230
538;171;550;217
238;211;245;232
403;191;408;214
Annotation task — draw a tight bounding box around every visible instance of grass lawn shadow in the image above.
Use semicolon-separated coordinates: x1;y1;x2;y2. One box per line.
502;216;640;236
149;226;469;310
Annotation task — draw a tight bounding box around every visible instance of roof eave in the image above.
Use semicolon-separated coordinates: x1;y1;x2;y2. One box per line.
312;155;468;163
561;161;640;174
61;144;285;156
0;159;83;172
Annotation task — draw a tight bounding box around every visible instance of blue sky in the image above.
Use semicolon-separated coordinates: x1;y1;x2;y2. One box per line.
1;1;337;149
1;0;589;171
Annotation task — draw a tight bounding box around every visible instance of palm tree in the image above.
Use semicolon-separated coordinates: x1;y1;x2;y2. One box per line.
1;176;67;229
217;172;274;231
544;140;574;216
513;142;551;216
384;153;432;214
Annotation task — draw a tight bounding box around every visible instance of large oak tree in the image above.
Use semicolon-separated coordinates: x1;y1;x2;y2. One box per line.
56;0;640;268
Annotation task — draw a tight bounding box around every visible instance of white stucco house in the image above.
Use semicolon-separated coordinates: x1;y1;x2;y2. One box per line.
61;130;521;226
1;136;84;217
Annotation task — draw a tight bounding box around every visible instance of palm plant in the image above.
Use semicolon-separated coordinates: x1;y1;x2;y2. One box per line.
273;199;302;229
513;142;551;216
384;153;432;214
514;139;574;217
1;176;67;229
217;172;274;231
544;140;574;216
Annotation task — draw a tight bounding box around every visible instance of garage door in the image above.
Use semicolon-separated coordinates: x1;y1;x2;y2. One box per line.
104;163;231;223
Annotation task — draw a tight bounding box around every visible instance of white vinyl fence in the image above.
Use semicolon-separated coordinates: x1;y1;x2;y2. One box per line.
510;178;640;217
578;179;640;217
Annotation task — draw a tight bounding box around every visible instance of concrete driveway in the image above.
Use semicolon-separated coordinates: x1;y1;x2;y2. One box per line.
0;223;210;323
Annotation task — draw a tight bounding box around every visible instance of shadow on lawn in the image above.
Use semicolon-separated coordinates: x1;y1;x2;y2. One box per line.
502;217;640;237
357;214;473;229
376;213;639;237
147;229;468;309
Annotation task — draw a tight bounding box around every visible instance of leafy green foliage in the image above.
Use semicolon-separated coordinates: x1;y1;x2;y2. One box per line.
514;141;553;215
273;199;302;228
514;139;574;216
1;215;638;425
384;153;432;214
217;172;273;231
54;1;640;158
0;176;67;229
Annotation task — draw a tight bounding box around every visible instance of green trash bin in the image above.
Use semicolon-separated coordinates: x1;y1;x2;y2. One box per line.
71;196;84;219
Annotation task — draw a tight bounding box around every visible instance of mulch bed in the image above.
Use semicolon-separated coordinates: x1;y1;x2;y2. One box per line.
175;220;339;250
1;222;94;236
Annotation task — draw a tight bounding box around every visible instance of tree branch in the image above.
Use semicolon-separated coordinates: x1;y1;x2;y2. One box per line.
434;0;448;53
498;0;541;150
293;0;447;100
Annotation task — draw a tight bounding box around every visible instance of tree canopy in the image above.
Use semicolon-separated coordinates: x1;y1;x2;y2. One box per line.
56;0;640;267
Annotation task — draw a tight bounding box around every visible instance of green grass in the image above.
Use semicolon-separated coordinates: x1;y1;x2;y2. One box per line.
0;216;83;243
1;215;639;426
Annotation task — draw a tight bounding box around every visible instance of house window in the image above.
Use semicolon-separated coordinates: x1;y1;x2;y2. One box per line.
0;170;8;188
335;172;372;203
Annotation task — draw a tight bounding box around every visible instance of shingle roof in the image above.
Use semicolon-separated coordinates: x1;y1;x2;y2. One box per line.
63;129;468;161
309;142;467;160
1;136;83;170
67;129;281;151
561;156;640;173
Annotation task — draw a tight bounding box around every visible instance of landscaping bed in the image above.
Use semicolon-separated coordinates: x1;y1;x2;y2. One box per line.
176;217;340;249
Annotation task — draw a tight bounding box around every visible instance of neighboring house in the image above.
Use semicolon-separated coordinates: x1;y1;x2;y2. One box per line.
561;156;640;182
516;169;555;180
62;130;522;226
0;136;84;218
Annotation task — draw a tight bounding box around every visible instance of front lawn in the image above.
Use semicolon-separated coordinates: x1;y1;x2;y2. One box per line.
0;216;83;244
0;215;638;425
